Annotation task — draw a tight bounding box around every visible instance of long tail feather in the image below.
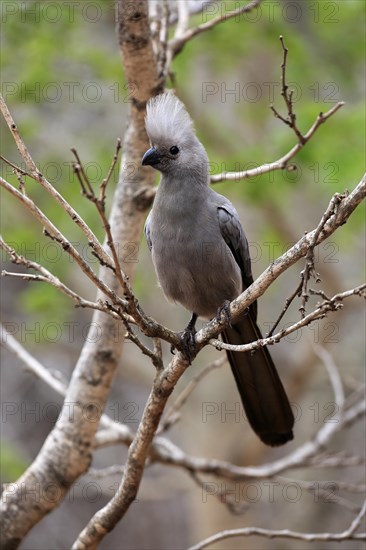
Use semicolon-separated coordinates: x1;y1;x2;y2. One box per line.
222;313;294;446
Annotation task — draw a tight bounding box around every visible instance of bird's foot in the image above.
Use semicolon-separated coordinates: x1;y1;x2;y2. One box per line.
171;313;198;364
216;300;232;327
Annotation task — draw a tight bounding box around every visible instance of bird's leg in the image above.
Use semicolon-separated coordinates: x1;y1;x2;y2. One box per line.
171;313;198;364
215;300;232;327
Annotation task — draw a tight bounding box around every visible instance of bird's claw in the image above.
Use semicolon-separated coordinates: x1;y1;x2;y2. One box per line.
216;300;232;327
171;325;197;364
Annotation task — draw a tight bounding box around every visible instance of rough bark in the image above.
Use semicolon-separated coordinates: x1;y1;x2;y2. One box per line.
0;1;163;547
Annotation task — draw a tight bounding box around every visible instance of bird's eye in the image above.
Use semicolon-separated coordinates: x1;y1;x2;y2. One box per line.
169;146;179;155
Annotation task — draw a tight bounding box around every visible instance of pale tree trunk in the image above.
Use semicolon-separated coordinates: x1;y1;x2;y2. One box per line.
0;1;163;547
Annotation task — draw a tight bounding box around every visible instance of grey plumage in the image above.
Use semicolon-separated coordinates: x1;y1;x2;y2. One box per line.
142;92;294;446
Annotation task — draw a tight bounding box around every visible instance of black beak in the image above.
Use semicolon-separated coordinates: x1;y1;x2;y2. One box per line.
142;146;161;166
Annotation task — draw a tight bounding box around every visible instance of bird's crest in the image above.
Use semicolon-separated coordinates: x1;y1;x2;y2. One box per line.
145;92;195;145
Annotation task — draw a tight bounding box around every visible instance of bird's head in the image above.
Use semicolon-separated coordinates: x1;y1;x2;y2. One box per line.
142;92;209;180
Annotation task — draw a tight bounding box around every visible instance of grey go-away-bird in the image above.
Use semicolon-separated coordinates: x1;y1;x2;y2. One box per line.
142;92;294;446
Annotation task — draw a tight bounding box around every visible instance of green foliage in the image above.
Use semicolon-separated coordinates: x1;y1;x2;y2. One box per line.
0;442;27;481
174;1;365;243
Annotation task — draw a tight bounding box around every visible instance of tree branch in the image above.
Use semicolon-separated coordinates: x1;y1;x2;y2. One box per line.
72;352;191;550
210;34;344;184
1;3;364;545
209;284;365;352
0;94;115;269
196;177;365;352
70;174;365;547
0;1;164;545
188;500;366;550
0;238;123;318
169;0;263;57
270;35;306;143
211;102;344;183
0;177;125;308
3;320;363;504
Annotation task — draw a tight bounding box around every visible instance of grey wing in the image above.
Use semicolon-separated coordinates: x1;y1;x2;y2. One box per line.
144;210;152;252
217;204;257;319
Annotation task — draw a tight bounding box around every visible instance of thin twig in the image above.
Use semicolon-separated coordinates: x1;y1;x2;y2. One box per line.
270;35;305;144
0;93;114;268
274;475;365;512
99;139;122;207
308;452;365;469
0;154;31;177
0;323;68;395
169;0;262;57
188;500;366;550
211;102;344;183
209;284;366;353
70;148;148;328
71;147;130;293
0;238;120;317
88;465;125;478
189;470;249;515
122;316;163;370
0;177;126;309
300;192;345;316
268;280;302;336
313;343;345;409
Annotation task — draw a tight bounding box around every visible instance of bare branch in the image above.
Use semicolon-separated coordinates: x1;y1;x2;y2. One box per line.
212;103;344;183
0;324;68;395
197;177;366;352
151;0;169;76
0;177;126;309
99;138;122;205
270;35;306;143
308;452;365;469
312;343;345;409
71;147;131;295
0;154;31;177
0;93;38;175
300;192;344;316
0;238;121;317
188;500;366;550
0;93;115;269
169;0;262;57
267;279;302;336
208;284;366;353
122;316;164;370
210;32;345;187
174;0;190;39
72;352;191;549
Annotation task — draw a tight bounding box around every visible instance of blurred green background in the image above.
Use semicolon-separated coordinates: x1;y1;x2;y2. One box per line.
1;1;365;549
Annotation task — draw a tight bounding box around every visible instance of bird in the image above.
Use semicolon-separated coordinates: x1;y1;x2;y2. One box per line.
141;92;294;446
